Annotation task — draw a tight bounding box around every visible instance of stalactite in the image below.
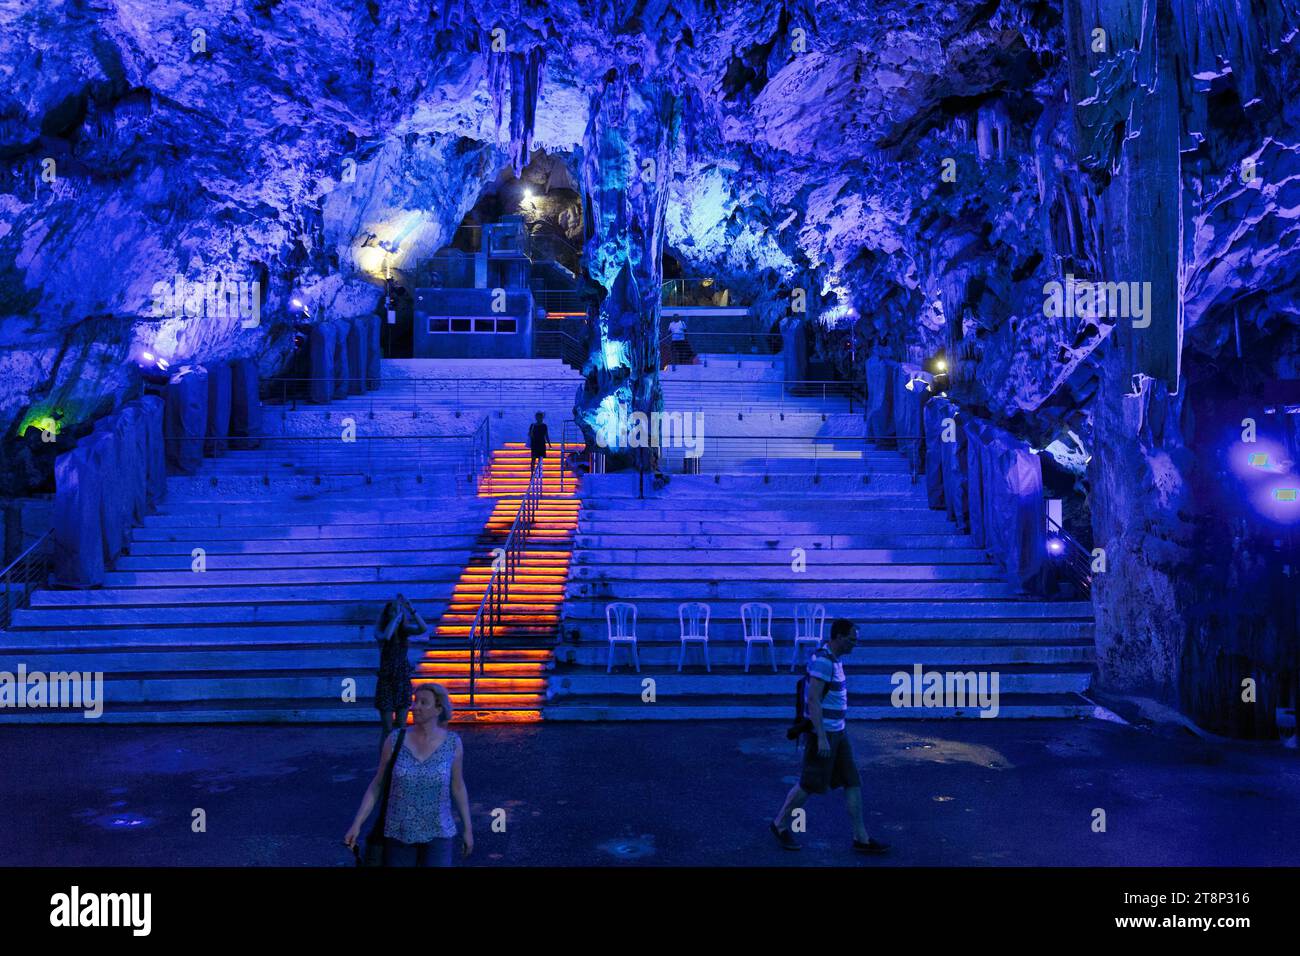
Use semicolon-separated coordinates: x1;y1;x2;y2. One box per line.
487;45;509;132
507;48;546;176
574;69;682;467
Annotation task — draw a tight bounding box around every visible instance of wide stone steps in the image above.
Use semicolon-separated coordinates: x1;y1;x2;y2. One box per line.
578;516;956;534
574;547;995;565
28;581;492;608
121;535;482;556
1;399;558;722
0;670;547;704
9;646;549;675
548;665;1092;697
554;465;1096;719
543;693;1095;721
140;503;574;523
163;472;478;497
8;601;452;629
99;567;570;587
574;532;978;549
566;582;1024;600
563;601;1093;630
130;521;501;542
572;563;1000;581
555;640;1094;667
579;499;938;512
112;552;483;571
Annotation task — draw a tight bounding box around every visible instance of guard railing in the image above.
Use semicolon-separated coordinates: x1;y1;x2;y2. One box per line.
468;458;545;703
1;531;52;631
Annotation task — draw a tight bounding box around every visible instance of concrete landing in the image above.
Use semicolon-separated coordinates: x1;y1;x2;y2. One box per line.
2;720;1296;866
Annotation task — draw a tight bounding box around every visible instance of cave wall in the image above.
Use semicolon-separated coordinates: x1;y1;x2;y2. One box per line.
3;1;1299;733
1065;0;1300;733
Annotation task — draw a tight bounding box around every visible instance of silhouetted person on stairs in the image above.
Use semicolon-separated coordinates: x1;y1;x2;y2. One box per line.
528;411;550;478
374;593;428;741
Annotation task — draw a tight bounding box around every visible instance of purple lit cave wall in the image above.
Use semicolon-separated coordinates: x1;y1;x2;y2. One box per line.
1;0;1298;735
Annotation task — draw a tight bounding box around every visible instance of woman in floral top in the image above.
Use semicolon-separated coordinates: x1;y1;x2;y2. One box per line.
345;682;473;867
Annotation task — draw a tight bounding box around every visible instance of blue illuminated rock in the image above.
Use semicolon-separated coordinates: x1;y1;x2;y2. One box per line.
346;319;366;395
113;404;149;524
308;324;336;405
365;315;382;389
205;362;232;456
134;394;167;505
331;320;350;400
52;444;105;587
229;359;262;450
921;397;947;509
164;366;209;475
81;427;125;564
865;357;895;443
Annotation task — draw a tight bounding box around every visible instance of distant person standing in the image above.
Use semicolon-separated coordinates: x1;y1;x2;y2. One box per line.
527;411;550;476
770;618;891;855
668;317;689;366
374;593;428;740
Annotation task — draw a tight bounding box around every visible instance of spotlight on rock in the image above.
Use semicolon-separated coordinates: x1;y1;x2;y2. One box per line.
135;351;173;389
925;352;950;389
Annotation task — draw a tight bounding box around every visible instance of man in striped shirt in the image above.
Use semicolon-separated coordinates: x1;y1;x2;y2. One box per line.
771;618;890;854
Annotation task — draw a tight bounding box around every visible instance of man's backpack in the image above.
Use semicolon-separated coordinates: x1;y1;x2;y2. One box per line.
786;670;831;741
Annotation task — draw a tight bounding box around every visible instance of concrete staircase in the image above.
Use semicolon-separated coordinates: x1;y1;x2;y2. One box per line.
546;473;1096;720
1;487;493;721
550;353;1096;720
0;358;581;724
1;353;1095;724
657;354;872;475
425;443;580;721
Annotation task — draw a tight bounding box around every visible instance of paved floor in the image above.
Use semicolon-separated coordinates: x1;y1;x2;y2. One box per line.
2;719;1298;866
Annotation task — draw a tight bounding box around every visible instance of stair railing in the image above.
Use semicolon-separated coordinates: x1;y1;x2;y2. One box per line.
468;415;491;492
533;329;589;371
1;531;53;631
559;417;590;494
467;458;545;704
1046;514;1094;596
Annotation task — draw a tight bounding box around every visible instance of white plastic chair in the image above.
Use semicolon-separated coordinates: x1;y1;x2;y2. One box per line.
741;602;776;673
606;602;639;673
791;603;826;670
677;601;711;672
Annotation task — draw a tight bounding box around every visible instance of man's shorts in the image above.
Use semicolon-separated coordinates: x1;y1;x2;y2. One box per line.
799;729;861;794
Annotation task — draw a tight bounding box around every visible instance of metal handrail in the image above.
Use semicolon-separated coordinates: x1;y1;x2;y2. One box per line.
533;329;589;371
468;416;491;490
559;417;592;493
661;278;750;308
1046;514;1093;596
467;458;546;704
1;530;53;631
659;330;779;356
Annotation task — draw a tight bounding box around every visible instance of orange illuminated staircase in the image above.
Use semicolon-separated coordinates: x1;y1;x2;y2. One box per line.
417;443;579;722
